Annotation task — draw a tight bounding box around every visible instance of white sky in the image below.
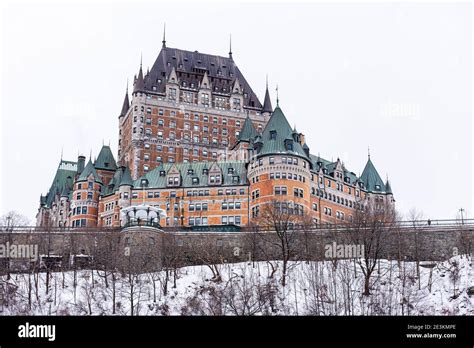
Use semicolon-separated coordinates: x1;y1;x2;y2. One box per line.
0;1;472;223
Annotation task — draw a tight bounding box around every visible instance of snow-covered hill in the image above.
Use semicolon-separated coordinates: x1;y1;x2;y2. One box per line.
1;256;473;315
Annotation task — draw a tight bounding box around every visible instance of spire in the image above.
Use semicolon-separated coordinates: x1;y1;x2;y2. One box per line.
133;59;145;93
262;75;273;113
385;175;393;194
237;113;258;142
275;84;279;107
229;34;232;59
162;23;166;48
120;81;130;117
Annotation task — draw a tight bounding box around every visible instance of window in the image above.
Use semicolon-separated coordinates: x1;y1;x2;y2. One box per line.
87;192;93;200
169;88;177;100
269;157;275;165
312;203;318;211
252;189;260;200
275;186;287;195
294;188;303;198
270;130;276;140
201;93;209;106
232;98;241;110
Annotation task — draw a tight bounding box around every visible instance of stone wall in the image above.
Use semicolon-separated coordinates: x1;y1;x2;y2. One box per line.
0;225;472;274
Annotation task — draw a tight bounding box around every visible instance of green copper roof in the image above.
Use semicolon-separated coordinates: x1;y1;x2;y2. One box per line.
237;115;258;142
78;159;103;183
101;166;133;196
135;161;247;189
257;106;309;159
385;179;392;194
43;160;77;207
94;145;117;171
360;158;385;192
119;166;134;187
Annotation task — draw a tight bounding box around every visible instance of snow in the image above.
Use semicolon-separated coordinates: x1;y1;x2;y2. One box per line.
1;256;473;315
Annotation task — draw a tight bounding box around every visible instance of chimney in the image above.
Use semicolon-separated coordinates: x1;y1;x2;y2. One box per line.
77;155;86;174
299;133;306;146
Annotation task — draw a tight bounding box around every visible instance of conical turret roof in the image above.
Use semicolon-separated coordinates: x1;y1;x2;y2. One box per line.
360;158;385;192
237;115;258;142
78;159;103;183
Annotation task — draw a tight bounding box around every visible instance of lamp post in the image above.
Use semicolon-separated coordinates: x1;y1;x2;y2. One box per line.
459;208;465;225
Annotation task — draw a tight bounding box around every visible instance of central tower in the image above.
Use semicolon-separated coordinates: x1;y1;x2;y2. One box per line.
118;41;272;179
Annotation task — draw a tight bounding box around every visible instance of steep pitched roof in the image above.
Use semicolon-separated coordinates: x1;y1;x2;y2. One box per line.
237;115;258;142
94;145;117;171
143;47;262;109
78;159;103;183
360;158;385;192
43;160;77;207
133;64;145;93
101;166;134;196
120;90;130;117
262;85;273;113
119;166;134;187
135;161;247;189
257;106;308;159
385;179;392;194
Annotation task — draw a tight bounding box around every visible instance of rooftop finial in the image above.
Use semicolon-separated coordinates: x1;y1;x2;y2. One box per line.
61;147;63;160
229;34;232;59
266;74;268;89
140;53;143;69
276;84;279;106
368;146;371;159
162;23;166;48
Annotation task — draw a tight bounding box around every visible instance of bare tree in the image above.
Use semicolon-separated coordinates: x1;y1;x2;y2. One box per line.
408;208;424;290
259;200;308;287
0;211;30;280
348;199;397;296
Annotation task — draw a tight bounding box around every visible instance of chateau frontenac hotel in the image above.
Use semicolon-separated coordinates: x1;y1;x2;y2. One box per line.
36;38;395;229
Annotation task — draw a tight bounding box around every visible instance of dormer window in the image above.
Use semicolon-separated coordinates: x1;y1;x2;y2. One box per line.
168;177;180;186
140;179;148;187
270;130;277;140
209;175;222;185
192;177;199;185
187;169;194;175
375;185;381;191
202;168;209;175
159;171;165;177
228;167;234;174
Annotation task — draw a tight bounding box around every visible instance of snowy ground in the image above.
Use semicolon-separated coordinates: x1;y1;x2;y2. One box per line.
1;256;473;315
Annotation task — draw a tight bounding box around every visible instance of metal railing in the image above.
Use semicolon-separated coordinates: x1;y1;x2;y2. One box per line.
0;218;472;234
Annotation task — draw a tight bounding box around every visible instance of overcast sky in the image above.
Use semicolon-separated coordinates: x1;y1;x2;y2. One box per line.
0;1;472;223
